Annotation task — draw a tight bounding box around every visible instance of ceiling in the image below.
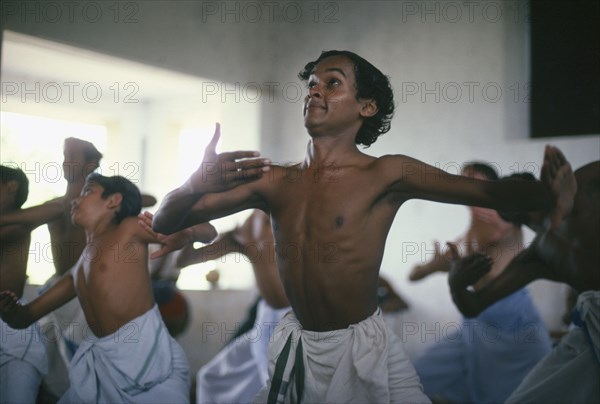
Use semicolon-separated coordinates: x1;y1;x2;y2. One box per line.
2;30;207;101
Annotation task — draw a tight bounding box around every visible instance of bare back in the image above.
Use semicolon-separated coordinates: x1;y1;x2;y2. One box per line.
72;218;154;337
48;198;87;276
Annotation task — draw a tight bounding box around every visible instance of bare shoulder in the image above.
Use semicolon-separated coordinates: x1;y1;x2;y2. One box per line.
371;154;425;181
270;162;303;177
374;154;421;169
256;162;302;188
117;216;145;240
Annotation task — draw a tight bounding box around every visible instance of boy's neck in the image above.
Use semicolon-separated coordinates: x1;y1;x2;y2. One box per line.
85;219;117;242
303;136;362;168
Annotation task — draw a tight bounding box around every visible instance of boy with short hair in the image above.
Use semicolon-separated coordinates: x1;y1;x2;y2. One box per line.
0;173;211;403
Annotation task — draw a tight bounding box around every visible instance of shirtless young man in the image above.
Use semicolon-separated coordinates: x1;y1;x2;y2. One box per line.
0;165;47;404
0;173;212;403
0;138;157;396
152;50;563;403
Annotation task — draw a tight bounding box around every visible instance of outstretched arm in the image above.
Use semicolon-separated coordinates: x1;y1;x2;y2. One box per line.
0;198;64;228
152;124;270;234
176;229;242;268
0;223;31;240
408;241;453;281
386;154;554;213
0;273;77;329
137;212;218;259
449;147;589;316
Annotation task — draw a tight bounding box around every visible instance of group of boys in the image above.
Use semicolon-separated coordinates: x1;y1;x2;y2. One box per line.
1;50;596;403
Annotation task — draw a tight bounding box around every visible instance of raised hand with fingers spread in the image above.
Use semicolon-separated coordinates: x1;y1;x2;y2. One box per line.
447;242;493;317
153;123;271;235
542;145;577;229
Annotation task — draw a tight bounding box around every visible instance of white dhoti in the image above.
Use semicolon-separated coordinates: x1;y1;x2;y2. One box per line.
0;317;48;404
507;290;600;404
253;308;430;404
58;305;190;404
196;300;290;404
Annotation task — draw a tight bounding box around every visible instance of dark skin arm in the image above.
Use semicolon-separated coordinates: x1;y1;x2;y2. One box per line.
449;147;585;317
176;229;241;269
0;274;77;329
448;243;548;317
0;198;64;228
139;212;217;260
0;223;30;240
408;241;454;281
390;155;554;213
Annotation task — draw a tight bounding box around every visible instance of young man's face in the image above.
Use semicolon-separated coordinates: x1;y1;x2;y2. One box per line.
303;55;366;137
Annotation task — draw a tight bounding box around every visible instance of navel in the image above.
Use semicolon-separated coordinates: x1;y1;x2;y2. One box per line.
335;216;344;228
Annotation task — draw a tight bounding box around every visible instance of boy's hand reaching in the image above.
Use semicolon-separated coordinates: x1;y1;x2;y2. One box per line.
0;290;23;328
541;145;577;230
188;123;271;194
139;212;192;259
447;242;492;317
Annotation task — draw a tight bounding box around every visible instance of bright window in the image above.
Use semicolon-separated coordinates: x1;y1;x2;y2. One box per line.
1;111;107;285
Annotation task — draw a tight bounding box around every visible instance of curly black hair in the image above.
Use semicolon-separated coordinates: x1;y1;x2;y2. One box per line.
298;50;395;147
0;165;29;209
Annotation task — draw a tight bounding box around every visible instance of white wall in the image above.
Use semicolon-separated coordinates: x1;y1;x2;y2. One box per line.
5;0;600;366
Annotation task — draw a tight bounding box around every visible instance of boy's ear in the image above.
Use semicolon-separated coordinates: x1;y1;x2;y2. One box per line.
359;98;378;118
106;193;123;210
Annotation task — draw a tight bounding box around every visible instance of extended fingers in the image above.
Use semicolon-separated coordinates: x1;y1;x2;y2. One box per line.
552;146;568;167
219;151;262;162
219;158;271;181
222;167;270;185
205;123;221;152
545;145;568;180
451;252;492;287
150;247;169;260
463;253;493;281
138;212;157;237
